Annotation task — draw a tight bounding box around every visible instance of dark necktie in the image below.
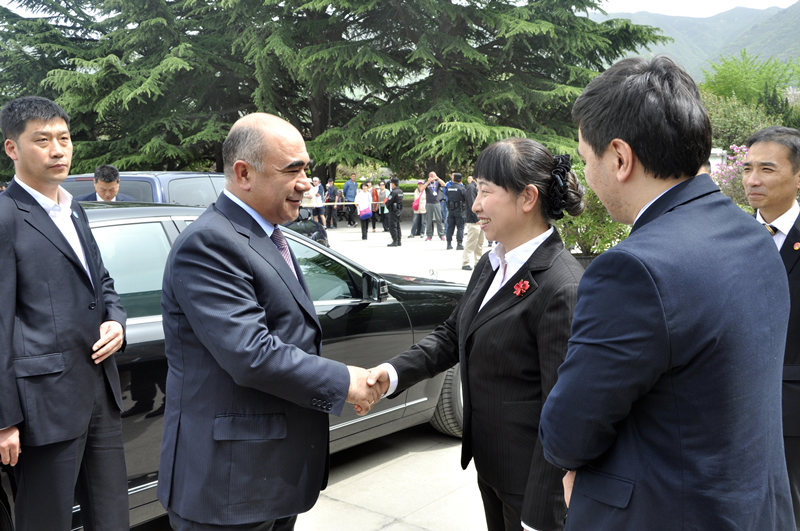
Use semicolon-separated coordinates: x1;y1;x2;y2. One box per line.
764;223;779;236
270;227;298;279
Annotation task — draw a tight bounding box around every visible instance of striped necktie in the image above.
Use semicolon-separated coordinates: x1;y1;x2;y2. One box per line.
764;223;779;236
270;227;298;279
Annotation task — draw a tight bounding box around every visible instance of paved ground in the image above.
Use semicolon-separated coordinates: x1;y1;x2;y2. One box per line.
322;218;489;285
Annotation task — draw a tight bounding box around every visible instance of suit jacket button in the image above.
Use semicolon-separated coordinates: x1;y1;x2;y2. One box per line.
88;302;97;310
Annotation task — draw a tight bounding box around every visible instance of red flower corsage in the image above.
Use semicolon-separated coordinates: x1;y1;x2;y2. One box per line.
513;279;530;297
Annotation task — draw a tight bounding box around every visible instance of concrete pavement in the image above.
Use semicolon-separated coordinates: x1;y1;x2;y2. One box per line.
321;218;489;285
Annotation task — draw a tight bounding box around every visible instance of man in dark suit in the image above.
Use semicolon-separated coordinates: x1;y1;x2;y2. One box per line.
539;57;795;529
76;163;135;202
445;172;466;250
743;126;800;527
385;177;403;247
0;96;128;530
157;113;380;530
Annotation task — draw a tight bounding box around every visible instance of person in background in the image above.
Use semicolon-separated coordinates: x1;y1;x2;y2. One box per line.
311;176;326;226
424;171;446;240
462;175;484;270
742;126;800;528
355;181;373;240
370;180;380;232
369;137;585;531
409;179;427;238
343;172;358;226
377;180;390;232
76;164;135;202
539;56;794;530
325;180;338;228
386;177;404;247
445;173;467;250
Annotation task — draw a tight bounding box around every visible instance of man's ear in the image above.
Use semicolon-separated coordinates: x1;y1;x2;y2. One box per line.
4;139;18;161
609;138;636;183
232;160;252;191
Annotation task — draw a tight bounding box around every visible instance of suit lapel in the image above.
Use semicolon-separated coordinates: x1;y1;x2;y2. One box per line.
780;215;800;274
465;230;563;340
632;174;720;233
8;182;94;289
215;194;319;328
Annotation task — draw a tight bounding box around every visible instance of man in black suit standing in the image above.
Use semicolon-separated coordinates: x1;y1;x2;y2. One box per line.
743;125;800;527
76;163;135;202
0;96;128;530
158;112;380;530
445;172;467;250
386;177;404;247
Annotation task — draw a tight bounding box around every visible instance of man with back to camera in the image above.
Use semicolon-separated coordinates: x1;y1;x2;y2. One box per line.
157;112;380;530
445;172;467;250
538;57;795;529
385;177;403;247
76;163;135;202
742;126;800;528
0;96;128;530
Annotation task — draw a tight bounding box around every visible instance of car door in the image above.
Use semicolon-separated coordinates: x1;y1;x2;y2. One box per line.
285;234;413;442
88;215;183;523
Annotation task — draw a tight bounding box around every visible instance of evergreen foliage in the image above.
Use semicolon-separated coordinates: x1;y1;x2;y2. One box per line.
0;0;663;185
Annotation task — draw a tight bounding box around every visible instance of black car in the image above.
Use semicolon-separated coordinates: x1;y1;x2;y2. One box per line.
61;172;329;247
1;202;462;529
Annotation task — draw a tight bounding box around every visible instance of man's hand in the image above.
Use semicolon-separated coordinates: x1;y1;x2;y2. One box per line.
367;367;390;396
347;366;381;416
0;426;20;466
563;470;576;508
91;320;124;364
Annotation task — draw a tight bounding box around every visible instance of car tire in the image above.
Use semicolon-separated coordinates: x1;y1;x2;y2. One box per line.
430;364;463;438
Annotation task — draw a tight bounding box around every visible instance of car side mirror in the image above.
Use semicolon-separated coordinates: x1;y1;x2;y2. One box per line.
362;273;388;303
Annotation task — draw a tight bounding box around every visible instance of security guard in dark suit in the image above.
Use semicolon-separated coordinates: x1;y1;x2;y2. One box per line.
386;177;404;247
446;173;467;250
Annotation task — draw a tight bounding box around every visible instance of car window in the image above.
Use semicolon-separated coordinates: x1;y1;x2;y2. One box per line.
118;180;156;202
288;239;358;301
92;222;171;318
168;177;218;207
62;180;96;198
211;176;225;195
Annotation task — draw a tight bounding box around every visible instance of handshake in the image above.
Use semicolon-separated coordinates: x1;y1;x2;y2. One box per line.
346;366;391;416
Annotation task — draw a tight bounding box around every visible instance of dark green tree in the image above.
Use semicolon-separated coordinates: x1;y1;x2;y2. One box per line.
1;0;255;173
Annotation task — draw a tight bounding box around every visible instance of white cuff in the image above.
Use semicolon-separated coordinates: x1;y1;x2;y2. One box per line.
377;362;399;396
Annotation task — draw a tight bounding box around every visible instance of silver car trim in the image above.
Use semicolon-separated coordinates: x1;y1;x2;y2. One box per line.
329;397;428;431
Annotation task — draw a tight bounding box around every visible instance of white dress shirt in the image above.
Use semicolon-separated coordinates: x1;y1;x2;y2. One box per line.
757;201;800;251
14;176;93;284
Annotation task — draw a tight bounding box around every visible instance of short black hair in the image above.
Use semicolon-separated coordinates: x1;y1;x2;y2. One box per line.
573;56;711;180
94;164;120;183
453;173;462;182
390;177;399;185
746;126;800;173
1;96;70;141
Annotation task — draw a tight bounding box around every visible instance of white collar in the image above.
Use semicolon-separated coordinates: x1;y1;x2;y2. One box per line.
756;201;800;235
488;227;554;272
13;175;73;215
222;188;276;237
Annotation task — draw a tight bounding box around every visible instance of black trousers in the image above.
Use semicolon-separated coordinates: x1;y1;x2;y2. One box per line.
325;205;337;227
477;475;524;531
388;210;402;244
446;212;465;245
168;509;297;530
786;436;800;530
14;367;128;531
360;218;370;239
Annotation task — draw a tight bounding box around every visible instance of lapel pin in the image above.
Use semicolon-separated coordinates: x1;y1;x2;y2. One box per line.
794;242;800;251
513;279;530;297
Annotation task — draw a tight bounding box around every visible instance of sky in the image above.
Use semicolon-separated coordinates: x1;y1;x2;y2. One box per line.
598;0;798;18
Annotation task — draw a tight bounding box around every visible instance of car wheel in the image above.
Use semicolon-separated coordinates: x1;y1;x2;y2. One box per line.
430;364;463;438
